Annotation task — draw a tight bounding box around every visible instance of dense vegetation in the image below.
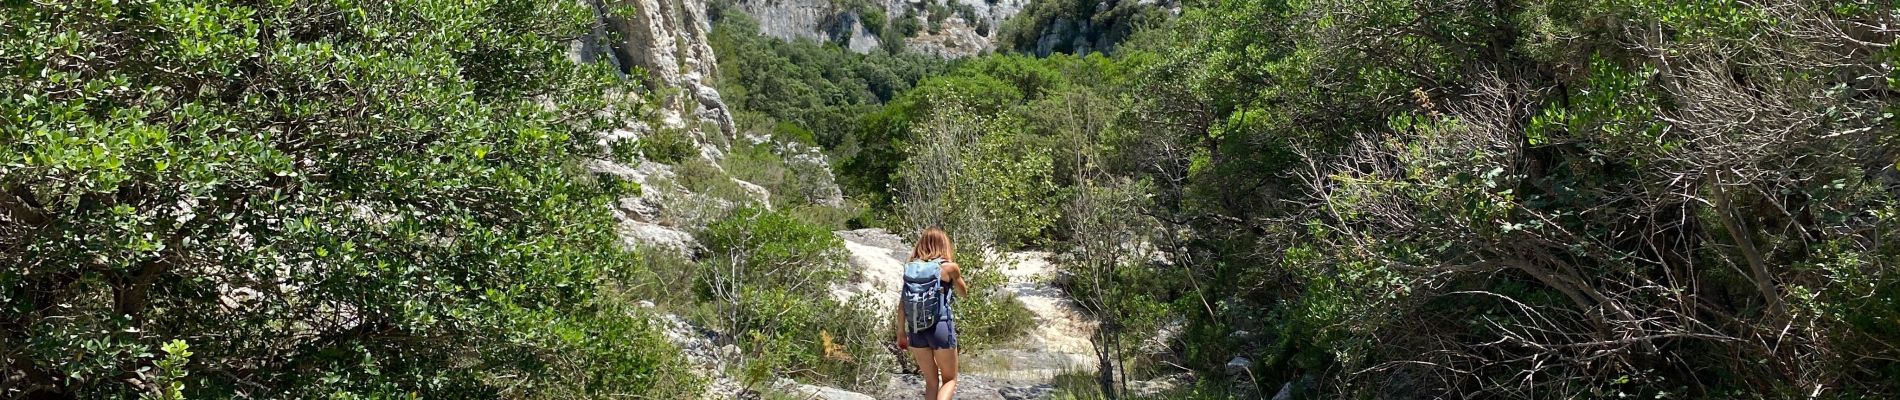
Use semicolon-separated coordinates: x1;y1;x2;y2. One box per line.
1114;0;1897;396
741;0;1900;397
707;8;947;207
994;0;1168;56
610;7;1042;396
0;0;705;398
7;0;1896;398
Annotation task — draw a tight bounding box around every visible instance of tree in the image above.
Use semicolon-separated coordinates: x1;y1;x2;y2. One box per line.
1107;0;1900;396
1;0;694;397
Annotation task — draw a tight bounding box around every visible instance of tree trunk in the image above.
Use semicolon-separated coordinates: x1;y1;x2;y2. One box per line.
1711;181;1785;322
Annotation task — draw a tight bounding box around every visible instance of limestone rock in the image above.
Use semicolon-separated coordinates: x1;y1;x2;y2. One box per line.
619;220;698;255
775;379;878;400
1142;316;1185;355
573;0;736;144
1128;373;1191;397
1225;356;1252;376
833;228;912;308
998;384;1055;400
844;15;882;53
732;0;1032;57
649;311;746;400
778;140;846;207
874;373;1055;400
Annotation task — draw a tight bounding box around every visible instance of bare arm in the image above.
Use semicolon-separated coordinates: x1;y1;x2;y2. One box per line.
895;299;909;347
944;262;969;298
895;302;906;332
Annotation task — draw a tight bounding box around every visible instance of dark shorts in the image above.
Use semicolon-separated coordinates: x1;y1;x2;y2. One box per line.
907;319;958;349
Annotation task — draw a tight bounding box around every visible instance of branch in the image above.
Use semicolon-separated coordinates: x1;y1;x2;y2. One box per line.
0;187;50;227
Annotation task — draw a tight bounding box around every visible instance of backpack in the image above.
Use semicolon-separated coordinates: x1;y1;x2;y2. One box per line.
901;258;947;333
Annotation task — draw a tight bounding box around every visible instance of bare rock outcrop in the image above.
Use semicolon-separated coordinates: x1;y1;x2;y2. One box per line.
732;0;1031;57
574;0;736;150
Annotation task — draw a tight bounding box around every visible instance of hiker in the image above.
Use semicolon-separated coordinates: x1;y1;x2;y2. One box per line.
895;227;970;400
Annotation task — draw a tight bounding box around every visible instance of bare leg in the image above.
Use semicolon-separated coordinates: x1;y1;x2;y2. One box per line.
932;348;959;400
910;347;939;400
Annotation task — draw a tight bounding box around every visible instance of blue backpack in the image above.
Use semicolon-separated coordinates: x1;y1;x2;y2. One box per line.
901;259;948;333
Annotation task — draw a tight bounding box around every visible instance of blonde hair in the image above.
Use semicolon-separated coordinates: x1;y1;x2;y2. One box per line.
910;227;954;262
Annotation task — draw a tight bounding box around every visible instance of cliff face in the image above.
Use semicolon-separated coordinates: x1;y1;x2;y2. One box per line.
732;0;1030;58
1007;0;1179;57
574;0;736;151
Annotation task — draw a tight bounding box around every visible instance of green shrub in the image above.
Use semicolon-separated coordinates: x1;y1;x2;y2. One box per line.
787;203;863;230
639;128;700;164
888;95;1061;248
927;3;950;26
493;297;706;399
709;7;946;184
675;157;757;204
701;207;848;284
949;256;1036;351
722;140;838;209
993;0;1160;54
139;341;192;400
696;207;887;388
862;9;888;37
881;25;910;54
1047;368;1106;400
605;244;704;312
773;122;819;146
952;3;978;23
895;10;923;36
967;129;1063;247
0;0;694;397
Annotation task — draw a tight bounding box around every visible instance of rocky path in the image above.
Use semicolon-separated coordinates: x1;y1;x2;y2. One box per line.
646;228;1190;399
971;251;1098;382
829;229;1100;399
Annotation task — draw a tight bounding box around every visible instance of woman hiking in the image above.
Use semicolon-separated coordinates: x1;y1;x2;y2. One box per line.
895;227;969;400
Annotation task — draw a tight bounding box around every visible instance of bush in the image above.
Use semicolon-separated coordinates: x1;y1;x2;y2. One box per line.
895;10;923;37
638;128;699;164
952;2;978;23
966;122;1063;247
947;255;1036;351
493;298;706;399
862;9;888;37
720;139;845;210
0;0;696;397
927;2;950;25
1101;0;1900;396
696;207;887;388
709;8;946;177
675;157;757;204
993;0;1161;55
889;95;1061;248
788;202;863;230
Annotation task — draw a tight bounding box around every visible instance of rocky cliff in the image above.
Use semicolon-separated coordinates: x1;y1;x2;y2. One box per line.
573;0;735;149
731;0;1029;58
571;0;847;255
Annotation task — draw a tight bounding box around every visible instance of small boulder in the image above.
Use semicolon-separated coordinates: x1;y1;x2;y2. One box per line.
998;384;1055;400
1128;373;1190;397
776;379;877;400
1224;356;1252;376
